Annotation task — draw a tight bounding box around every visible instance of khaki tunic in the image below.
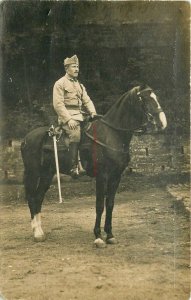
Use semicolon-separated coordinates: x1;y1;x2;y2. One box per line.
53;74;96;142
53;74;96;124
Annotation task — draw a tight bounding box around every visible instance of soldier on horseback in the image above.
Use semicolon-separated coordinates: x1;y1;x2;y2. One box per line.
22;82;167;242
53;55;97;178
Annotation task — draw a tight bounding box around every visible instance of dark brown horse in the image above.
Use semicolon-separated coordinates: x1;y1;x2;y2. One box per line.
21;85;167;246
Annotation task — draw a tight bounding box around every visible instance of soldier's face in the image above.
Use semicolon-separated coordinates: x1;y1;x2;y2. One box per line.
66;64;79;78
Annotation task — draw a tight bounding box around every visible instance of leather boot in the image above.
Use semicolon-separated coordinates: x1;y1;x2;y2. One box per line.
69;142;79;179
78;153;86;176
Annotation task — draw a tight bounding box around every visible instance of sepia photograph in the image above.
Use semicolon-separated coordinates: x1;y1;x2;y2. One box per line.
0;1;190;299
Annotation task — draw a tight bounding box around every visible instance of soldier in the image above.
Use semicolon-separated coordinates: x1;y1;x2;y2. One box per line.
53;55;97;178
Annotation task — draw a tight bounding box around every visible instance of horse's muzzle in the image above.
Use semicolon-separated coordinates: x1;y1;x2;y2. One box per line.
158;112;167;130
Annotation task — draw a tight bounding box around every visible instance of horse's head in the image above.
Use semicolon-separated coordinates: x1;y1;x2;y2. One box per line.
101;85;167;133
135;85;167;134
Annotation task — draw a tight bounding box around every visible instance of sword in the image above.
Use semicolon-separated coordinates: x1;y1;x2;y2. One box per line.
49;125;63;203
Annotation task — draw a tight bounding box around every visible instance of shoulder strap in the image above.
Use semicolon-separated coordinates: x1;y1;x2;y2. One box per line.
79;82;84;97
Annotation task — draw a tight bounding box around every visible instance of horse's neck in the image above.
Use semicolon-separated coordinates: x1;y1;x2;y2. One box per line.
95;119;133;146
102;89;138;131
119;130;133;147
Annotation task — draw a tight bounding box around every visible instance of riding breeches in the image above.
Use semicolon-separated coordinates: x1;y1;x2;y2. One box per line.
61;121;81;143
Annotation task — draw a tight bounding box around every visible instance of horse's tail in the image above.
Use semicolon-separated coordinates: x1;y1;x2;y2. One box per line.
21;126;49;199
21;126;50;172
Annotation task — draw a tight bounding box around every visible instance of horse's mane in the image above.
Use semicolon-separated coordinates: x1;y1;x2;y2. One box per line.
102;86;140;130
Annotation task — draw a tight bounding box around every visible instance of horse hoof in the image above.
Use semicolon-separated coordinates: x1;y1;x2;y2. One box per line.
34;234;46;242
106;237;117;244
94;238;106;248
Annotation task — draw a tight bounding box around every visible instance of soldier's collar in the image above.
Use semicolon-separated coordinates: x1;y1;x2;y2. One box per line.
65;74;78;82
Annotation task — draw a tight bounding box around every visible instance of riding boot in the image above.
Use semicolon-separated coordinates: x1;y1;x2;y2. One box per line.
69;142;79;179
78;153;86;176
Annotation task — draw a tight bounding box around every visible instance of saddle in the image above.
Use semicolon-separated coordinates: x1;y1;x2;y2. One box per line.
42;115;103;152
42;127;70;151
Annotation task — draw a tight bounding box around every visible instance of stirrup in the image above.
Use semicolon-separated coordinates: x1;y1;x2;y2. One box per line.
70;167;79;179
78;168;86;176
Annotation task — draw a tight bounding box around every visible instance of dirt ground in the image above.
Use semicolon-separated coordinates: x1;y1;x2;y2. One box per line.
0;172;190;300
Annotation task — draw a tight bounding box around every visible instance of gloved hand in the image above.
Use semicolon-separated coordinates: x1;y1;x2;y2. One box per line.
54;126;63;135
68;119;78;130
90;113;97;118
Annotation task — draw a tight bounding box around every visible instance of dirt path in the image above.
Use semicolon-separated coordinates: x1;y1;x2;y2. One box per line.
0;174;190;300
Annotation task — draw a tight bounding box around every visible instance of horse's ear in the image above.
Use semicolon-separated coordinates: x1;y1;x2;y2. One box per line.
139;84;152;93
139;83;146;90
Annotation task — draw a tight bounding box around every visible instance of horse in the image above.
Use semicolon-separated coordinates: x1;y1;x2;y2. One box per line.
21;85;167;246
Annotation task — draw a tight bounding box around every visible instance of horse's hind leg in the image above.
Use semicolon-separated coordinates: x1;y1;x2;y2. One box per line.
32;167;55;242
24;169;39;219
104;172;121;244
94;173;106;248
23;170;44;241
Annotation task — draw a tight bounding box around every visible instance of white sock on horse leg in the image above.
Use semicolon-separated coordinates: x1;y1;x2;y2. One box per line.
31;214;44;237
36;213;44;235
36;213;41;225
31;215;38;230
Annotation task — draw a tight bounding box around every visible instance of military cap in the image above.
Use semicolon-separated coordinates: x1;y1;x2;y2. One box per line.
64;55;79;66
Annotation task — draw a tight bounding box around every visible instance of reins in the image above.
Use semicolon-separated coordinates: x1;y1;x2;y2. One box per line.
85;130;130;154
85;118;147;153
100;118;140;132
84;88;160;153
84;93;153;153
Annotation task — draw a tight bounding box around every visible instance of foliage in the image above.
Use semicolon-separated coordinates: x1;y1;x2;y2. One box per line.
1;1;189;138
1;102;52;139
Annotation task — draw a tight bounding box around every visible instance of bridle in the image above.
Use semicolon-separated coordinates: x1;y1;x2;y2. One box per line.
137;91;157;129
85;90;159;153
100;91;157;133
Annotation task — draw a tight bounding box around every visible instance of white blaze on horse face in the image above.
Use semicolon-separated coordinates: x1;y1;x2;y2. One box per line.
150;92;167;129
150;92;161;110
159;112;167;129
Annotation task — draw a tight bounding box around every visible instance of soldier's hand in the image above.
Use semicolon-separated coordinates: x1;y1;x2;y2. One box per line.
90;113;97;119
68;119;78;130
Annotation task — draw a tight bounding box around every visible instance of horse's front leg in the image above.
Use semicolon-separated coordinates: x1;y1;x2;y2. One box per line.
104;173;121;244
94;173;106;248
31;213;45;242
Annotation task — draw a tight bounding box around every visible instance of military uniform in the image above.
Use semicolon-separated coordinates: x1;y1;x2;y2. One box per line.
53;55;96;178
53;74;96;142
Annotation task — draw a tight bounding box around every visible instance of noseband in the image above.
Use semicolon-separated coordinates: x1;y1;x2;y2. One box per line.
137;92;163;134
137;92;157;128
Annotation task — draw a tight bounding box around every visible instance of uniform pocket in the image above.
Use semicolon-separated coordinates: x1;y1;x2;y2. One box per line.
64;87;74;93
